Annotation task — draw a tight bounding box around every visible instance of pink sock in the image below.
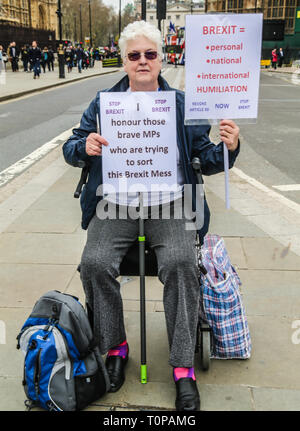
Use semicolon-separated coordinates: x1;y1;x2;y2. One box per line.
173;367;196;382
107;341;128;359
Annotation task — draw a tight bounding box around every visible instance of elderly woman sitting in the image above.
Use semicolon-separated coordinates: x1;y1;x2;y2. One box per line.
63;20;240;411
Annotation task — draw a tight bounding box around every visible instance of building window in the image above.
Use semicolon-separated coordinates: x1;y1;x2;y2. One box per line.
167;15;171;19
150;15;153;19
176;15;180;19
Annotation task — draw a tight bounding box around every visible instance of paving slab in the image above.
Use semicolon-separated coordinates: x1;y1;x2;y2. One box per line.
0;263;77;307
4;168;82;234
238;269;300;295
199;384;253;411
195;315;300;390
64;269;86;304
120;276;163;301
252;387;300;411
241;237;300;270
5;204;81;234
0;377;28;411
208;210;268;238
243;292;300;319
0;307;31;378
247;213;300;236
206;190;269;237
0;232;85;264
230;197;274;216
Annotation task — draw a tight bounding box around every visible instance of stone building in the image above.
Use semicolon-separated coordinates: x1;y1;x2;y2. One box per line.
0;0;57;32
133;0;205;36
0;0;57;48
206;0;299;35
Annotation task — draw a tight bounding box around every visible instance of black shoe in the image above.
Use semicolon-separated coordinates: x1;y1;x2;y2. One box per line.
105;348;129;393
175;378;200;411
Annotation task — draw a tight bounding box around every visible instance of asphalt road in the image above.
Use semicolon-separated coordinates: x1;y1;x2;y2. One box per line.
0;70;126;172
236;70;300;203
1;67;299;203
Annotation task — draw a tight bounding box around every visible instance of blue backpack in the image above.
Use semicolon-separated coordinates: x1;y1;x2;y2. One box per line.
16;290;110;411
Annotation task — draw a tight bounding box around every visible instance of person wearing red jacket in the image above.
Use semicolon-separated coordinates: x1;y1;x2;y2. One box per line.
271;48;278;69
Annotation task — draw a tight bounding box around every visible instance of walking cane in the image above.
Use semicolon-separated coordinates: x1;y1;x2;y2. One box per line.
139;192;147;384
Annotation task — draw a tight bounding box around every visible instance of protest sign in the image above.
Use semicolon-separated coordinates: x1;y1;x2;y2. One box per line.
100;91;177;194
185;13;263;124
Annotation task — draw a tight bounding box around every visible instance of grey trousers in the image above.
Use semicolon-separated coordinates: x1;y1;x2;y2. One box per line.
80;207;200;367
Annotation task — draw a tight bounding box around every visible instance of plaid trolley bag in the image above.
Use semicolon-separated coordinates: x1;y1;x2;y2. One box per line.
198;234;251;359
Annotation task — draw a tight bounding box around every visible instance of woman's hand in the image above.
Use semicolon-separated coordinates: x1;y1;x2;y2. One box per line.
86;133;109;156
219;119;240;152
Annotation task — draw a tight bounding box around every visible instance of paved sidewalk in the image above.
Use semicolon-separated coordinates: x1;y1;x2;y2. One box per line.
1;67;300;411
1;136;300;411
0;62;121;102
261;65;300;75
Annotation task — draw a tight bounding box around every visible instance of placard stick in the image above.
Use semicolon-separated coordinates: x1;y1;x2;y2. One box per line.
96;113;100;135
223;143;230;209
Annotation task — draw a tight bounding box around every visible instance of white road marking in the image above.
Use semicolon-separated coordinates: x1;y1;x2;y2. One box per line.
0;124;79;187
259;99;300;102
273;184;300;191
260;84;296;87
232;167;300;215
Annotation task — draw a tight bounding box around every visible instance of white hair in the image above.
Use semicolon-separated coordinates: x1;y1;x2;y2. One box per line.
119;20;163;60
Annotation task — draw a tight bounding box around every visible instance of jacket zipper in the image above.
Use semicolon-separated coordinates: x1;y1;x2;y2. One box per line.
34;348;42;400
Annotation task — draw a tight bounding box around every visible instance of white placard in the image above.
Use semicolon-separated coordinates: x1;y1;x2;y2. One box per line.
100;91;177;193
185;13;263;124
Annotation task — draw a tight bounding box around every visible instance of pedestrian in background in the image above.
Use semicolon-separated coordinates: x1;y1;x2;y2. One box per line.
271;48;278;69
76;44;84;73
0;45;5;73
41;47;50;73
0;45;7;70
48;47;54;71
278;47;284;68
29;41;42;79
21;45;29;72
9;41;19;71
65;45;74;72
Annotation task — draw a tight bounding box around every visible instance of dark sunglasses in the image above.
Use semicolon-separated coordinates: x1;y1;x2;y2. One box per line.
127;50;158;61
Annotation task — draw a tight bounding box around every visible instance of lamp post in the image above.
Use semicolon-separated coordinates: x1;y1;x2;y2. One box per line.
89;0;93;47
27;0;32;28
56;0;65;78
141;0;146;20
74;14;77;42
119;0;121;38
79;4;83;43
